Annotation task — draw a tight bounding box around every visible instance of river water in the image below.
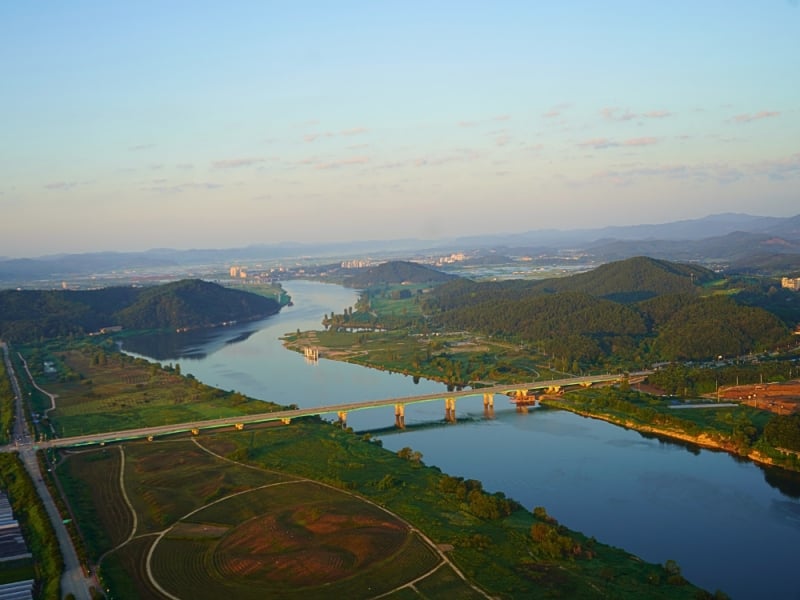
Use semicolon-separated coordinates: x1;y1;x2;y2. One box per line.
122;280;800;599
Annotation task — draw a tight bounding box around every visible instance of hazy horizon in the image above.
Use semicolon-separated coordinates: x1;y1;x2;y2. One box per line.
2;2;798;258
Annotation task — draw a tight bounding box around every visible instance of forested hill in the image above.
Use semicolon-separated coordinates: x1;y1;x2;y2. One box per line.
533;256;715;302
0;279;282;343
422;257;791;364
344;260;456;287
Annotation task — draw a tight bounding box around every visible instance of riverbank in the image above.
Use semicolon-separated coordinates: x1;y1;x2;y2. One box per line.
541;397;800;473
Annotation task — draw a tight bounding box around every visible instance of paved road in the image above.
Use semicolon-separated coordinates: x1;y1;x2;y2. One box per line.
2;342;97;600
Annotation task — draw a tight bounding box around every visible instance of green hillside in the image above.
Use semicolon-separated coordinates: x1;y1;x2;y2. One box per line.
0;279;282;342
422;257;791;364
535;256;715;302
344;260;456;287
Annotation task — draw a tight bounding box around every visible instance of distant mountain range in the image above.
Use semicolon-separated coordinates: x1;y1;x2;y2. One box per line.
1;213;798;285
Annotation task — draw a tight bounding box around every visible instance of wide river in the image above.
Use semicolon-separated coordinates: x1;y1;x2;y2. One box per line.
122;280;800;599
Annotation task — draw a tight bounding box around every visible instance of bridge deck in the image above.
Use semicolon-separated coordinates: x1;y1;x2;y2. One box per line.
30;372;646;449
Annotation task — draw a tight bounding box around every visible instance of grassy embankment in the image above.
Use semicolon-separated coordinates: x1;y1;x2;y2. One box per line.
14;337;285;439
542;387;800;472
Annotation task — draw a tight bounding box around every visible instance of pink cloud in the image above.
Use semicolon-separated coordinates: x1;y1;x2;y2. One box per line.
623;137;658;146
314;156;369;170
732;111;780;123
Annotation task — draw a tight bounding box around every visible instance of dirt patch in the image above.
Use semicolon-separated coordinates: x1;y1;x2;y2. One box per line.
214;505;407;586
717;379;800;415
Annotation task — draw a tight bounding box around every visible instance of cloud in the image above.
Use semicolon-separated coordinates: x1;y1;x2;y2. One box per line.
731;111;780;123
623;137;658;146
141;181;223;194
212;158;264;169
584;156;799;187
314;156;369;170
601;107;672;121
578;136;658;149
493;114;511;122
43;180;90;191
128;143;155;151
494;134;512;147
458;120;477;128
643;110;672;119
578;137;617;149
752;153;800;180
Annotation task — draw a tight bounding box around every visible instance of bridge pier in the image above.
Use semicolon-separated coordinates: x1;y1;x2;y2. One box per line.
445;397;457;423
483;393;495;419
394;404;405;429
337;411;347;428
510;389;537;412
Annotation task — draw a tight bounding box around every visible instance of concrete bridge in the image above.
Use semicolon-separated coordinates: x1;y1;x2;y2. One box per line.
20;372;649;450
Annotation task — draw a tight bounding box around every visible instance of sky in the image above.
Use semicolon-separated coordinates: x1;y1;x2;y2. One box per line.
1;1;798;258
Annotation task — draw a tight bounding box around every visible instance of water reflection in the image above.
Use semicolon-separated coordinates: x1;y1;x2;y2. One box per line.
762;466;800;499
122;321;267;360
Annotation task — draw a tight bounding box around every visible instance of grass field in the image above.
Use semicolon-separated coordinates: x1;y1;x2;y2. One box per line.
18;342;284;437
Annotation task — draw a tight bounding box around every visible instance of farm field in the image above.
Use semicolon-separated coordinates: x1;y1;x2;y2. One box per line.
56;436;471;599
